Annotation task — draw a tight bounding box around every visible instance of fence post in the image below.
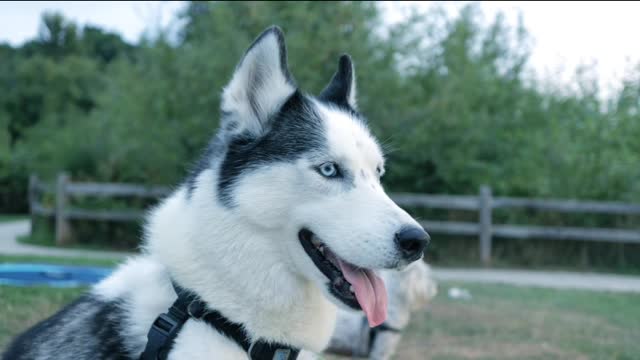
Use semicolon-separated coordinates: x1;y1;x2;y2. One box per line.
28;174;38;237
55;172;72;246
479;185;493;266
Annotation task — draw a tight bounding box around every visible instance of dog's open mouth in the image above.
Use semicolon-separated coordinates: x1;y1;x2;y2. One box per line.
298;229;387;327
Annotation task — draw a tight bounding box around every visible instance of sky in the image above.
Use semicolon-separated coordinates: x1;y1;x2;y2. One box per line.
0;1;184;45
1;1;639;97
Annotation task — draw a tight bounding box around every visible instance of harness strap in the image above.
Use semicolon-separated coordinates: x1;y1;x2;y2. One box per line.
367;317;402;351
139;284;199;360
139;283;299;360
200;308;251;351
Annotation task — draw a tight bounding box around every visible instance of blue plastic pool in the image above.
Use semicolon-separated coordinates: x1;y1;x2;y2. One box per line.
0;263;113;287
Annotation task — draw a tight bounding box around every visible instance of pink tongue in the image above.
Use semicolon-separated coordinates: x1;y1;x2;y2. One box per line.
337;260;388;327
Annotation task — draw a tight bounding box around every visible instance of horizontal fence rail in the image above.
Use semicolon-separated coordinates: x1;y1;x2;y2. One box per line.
418;221;480;236
29;173;640;262
66;182;171;198
65;208;146;222
492;197;640;215
492;225;640;243
391;193;479;210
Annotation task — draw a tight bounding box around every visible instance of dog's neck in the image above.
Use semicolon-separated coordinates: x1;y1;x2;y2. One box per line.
143;171;337;353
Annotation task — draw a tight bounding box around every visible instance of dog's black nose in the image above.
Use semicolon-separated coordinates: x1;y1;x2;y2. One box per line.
395;227;430;261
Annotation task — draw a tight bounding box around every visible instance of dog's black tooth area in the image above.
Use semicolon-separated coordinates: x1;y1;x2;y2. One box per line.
329;284;360;310
298;229;361;311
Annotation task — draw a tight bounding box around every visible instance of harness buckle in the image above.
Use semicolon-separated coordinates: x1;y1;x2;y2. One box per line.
152;313;181;337
140;313;185;360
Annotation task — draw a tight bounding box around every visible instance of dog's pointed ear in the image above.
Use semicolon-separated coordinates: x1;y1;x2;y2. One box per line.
221;26;296;135
319;54;357;109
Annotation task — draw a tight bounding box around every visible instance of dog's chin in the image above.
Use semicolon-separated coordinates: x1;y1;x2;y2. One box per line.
298;229;361;311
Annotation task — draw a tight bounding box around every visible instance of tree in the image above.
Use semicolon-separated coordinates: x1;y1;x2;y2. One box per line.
80;25;135;64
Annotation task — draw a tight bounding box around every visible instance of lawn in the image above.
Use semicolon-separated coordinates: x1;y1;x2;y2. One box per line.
0;286;85;351
0;255;118;351
17;232;133;252
0;254;120;267
0;215;27;223
391;282;640;360
1;255;638;359
324;283;640;360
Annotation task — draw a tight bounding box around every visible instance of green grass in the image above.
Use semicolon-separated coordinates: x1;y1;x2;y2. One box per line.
0;286;86;350
17;219;139;252
16;233;126;252
326;282;640;360
1;269;638;358
394;282;640;360
0;254;120;267
0;215;27;223
15;232;54;247
0;255;119;350
425;235;640;276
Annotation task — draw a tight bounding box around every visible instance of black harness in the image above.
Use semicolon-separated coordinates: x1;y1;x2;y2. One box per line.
139;283;300;360
367;318;402;351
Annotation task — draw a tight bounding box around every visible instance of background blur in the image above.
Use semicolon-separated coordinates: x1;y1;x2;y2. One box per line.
2;1;639;271
1;2;639;359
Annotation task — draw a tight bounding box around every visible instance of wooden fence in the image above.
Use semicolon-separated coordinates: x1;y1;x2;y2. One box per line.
29;173;640;264
29;173;170;246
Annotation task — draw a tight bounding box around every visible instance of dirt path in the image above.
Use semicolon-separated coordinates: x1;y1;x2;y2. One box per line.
434;267;640;293
0;220;132;260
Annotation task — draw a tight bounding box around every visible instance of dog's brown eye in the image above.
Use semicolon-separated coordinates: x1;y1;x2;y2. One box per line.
318;162;339;178
376;166;384;177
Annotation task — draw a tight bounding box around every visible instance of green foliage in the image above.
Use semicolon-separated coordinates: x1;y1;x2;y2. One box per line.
0;11;133;211
6;2;639;198
1;2;639;269
0;254;118;267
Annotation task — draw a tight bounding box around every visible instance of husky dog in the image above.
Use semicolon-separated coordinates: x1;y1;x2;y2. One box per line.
325;261;438;360
3;26;428;359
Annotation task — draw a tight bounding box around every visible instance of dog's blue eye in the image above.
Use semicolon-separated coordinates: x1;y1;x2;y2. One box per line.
318;162;339;178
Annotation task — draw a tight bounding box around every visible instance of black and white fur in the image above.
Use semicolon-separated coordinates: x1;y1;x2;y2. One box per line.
3;27;427;360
